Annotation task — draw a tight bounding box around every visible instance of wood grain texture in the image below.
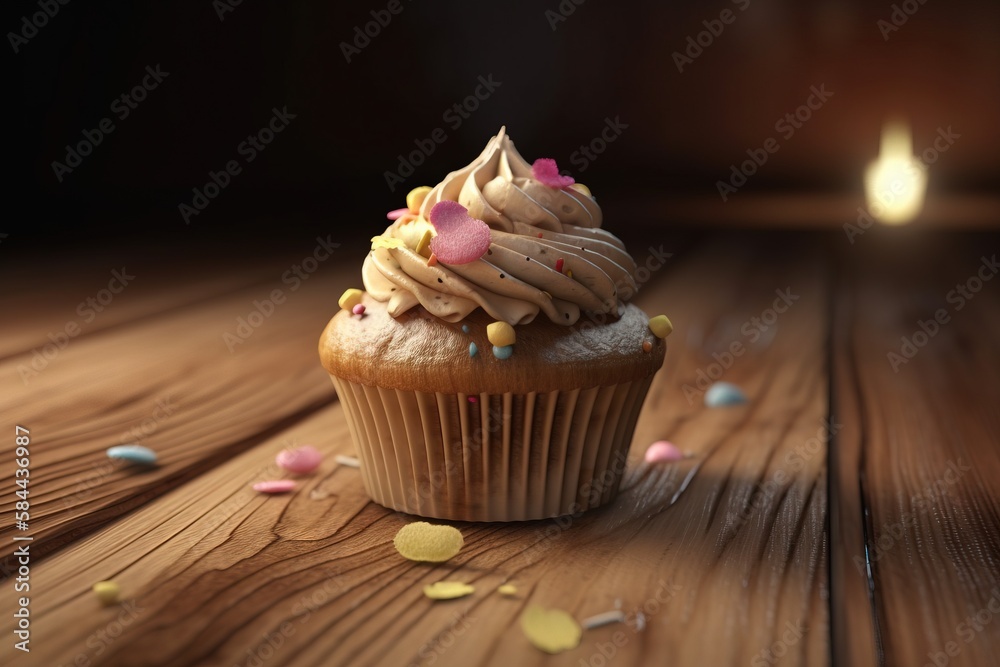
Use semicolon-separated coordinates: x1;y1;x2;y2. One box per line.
0;237;366;568
0;236;832;667
831;233;1000;667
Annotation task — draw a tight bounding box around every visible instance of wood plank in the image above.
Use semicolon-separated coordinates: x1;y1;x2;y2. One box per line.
831;233;1000;666
0;236;366;568
1;236;831;666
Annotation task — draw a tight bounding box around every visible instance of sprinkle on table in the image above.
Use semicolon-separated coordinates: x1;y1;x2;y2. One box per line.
645;441;685;463
334;454;361;468
423;581;475;600
555;258;564;273
393;522;464;562
92;581;121;606
275;445;322;474
581;609;626;630
497;583;518;597
252;480;297;494
520;605;582;654
106;444;158;465
705;381;748;407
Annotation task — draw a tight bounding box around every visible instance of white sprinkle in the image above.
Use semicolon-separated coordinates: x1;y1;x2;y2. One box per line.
632;611;647;632
335;455;361;468
581;609;626;630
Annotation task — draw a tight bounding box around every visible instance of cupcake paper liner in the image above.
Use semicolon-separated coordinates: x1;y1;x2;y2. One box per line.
330;376;653;521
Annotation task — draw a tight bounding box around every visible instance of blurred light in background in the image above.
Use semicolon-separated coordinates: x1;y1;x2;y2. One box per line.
864;120;927;224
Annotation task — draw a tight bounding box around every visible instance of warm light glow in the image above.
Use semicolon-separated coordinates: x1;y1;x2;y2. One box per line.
864;120;927;224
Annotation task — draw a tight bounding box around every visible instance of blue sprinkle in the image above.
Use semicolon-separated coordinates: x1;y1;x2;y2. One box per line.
704;382;747;407
461;324;470;334
493;345;514;360
469;342;478;357
106;444;158;465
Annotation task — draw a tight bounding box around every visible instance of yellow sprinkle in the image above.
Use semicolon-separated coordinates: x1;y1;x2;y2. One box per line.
566;269;573;279
520;605;582;654
406;186;433;213
648;314;673;339
497;584;518;597
338;288;364;312
371;235;404;250
415;229;433;257
423;581;476;600
393;522;464;562
92;581;120;606
569;183;592;197
487;321;516;347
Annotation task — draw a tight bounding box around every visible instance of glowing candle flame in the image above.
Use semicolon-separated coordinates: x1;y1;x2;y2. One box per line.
864;121;927;224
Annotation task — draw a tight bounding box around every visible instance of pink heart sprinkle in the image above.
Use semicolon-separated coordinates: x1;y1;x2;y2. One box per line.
644;441;684;463
428;201;492;264
253;480;297;494
387;207;409;220
532;158;575;188
275;445;323;474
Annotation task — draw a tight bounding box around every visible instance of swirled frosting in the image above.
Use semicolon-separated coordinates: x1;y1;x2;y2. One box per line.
363;127;638;326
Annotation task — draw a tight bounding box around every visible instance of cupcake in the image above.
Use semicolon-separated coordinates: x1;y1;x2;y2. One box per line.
320;127;669;521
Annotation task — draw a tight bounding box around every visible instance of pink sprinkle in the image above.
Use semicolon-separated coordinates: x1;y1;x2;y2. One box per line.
352;304;366;316
253;480;297;494
645;441;684;463
555;258;564;273
532;158;575;188
428;201;491;264
275;445;323;474
468;396;478;403
387;207;409;220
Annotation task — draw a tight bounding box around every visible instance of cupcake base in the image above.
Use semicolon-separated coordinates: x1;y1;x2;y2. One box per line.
331;376;653;521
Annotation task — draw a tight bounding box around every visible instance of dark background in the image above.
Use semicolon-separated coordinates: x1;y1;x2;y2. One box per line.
9;0;1000;246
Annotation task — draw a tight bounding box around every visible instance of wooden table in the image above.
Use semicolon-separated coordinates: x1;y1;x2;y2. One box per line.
2;229;998;667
